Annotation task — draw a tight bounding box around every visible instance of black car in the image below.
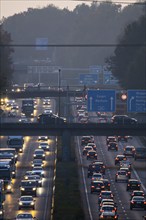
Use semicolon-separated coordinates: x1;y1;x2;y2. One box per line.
87;150;97;160
117;136;128;142
102;179;111;191
108;142;118;151
130;196;146;210
81;136;93;146
37;113;66;124
123;146;135;157
134;147;146;160
115;155;127;165
20;180;37;196
87;161;106;177
131;190;145;199
111;115;137;125
90;180;105;194
127;179;141;191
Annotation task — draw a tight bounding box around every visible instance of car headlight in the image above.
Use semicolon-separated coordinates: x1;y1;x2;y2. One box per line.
33;187;36;191
19;202;23;205
31;202;34;205
0;210;3;215
7;185;11;190
21;187;25;191
39;180;42;183
34;154;36;157
43;154;45;157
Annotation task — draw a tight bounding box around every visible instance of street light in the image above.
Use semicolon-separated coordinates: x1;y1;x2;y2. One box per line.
58;68;61;118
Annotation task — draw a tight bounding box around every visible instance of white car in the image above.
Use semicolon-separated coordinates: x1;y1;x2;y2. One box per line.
115;170;128;182
15;213;36;220
18;196;35;210
91;172;103;181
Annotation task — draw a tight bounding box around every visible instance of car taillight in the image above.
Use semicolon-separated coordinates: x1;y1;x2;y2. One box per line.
131;201;134;204
138;184;140;186
91;186;95;188
108;183;110;186
144;201;146;204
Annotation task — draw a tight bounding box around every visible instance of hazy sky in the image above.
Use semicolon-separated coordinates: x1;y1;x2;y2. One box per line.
0;0;138;19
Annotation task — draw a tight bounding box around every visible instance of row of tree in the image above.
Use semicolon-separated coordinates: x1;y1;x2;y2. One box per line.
0;25;13;92
0;2;145;90
107;13;146;89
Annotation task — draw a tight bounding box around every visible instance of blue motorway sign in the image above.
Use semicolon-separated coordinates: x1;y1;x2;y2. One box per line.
80;74;98;85
87;90;116;112
127;90;146;112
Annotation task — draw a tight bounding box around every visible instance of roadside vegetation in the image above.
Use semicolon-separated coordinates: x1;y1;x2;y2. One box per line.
53;137;85;220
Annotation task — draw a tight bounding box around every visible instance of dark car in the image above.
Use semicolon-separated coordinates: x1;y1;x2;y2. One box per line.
20;180;37;196
81;136;93;146
106;136;117;145
102;179;111;191
130;196;146;210
108;142;118;151
134;147;146;160
87;150;97;160
33;149;45;160
82;146;93;156
87;161;106;177
37;113;66;124
131;190;145;199
98;191;114;204
127;179;141;191
115;155;127;165
117;136;128;142
111;115;137;125
123;146;136;157
90;180;105;194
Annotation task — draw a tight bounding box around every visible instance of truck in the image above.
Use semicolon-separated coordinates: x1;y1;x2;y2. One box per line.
7;136;24;153
0;163;12;193
22;99;34;117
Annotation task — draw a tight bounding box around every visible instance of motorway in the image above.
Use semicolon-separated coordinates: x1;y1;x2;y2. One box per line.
0;97;146;220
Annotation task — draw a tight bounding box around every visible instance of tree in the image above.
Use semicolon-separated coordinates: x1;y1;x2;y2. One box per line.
106;14;146;89
0;25;14;93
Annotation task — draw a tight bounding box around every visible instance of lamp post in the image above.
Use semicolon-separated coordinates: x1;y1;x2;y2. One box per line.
58;68;61;118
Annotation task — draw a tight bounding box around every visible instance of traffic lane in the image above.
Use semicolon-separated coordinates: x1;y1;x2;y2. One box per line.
79;136;146;220
96;136;146;219
4;136;55;220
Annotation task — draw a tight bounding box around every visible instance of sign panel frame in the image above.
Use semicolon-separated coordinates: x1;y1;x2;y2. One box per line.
79;73;98;85
87;90;116;112
127;90;146;112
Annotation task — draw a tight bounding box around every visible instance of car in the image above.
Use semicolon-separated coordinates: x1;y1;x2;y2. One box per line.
11;103;19;110
90;180;105;194
119;167;131;178
19;116;29;123
32;166;45;177
33;149;45;160
99;211;119;219
99;198;115;209
81;136;93;146
87;150;97;160
102;179;111;191
82;146;93;156
123;146;135;157
98;191;114;204
31;159;44;168
117;136;128;142
106;136;117;145
26;175;43;187
130;196;146;210
115;155;127;165
108;142;118;151
87;161;106;177
127;179;141;191
115;170;128;182
87;143;96;151
119;160;132;170
38;136;49;141
134;147;146;160
15;213;37;220
18;196;35;210
111;115;137;125
20;180;37;196
131;190;145;199
38;142;50;151
99;205;117;215
91;172;103;181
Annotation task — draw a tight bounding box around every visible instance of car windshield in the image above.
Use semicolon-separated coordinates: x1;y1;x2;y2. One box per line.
21;197;33;201
21;181;36;186
17;214;32;218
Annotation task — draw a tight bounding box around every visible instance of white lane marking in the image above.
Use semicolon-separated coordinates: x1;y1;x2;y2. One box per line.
77;137;93;220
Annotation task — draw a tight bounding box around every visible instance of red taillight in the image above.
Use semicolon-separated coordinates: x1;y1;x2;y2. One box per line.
91;186;95;188
108;183;110;186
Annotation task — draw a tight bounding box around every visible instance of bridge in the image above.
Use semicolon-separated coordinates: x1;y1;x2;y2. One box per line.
2;89;84;99
1;122;145;161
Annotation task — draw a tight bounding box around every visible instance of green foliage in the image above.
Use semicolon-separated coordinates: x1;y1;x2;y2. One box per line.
0;25;14;92
106;14;146;89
